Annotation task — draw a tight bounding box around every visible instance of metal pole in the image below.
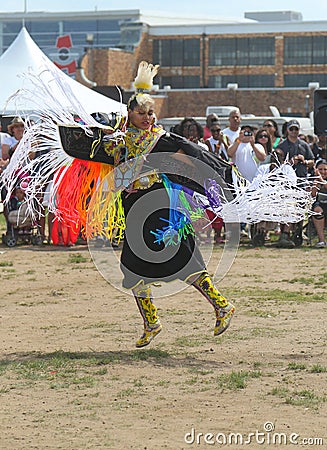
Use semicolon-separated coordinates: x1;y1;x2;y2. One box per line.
22;0;27;27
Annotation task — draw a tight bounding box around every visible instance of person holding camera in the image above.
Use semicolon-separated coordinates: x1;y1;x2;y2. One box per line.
277;120;314;181
227;125;266;182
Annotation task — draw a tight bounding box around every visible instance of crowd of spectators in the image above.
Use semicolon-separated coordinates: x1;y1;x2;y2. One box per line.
1;112;326;248
172;110;327;248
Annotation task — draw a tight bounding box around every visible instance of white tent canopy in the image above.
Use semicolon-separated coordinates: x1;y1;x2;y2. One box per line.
0;27;126;117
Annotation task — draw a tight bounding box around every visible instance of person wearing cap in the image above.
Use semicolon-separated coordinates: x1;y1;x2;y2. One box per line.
275;120;315;248
277;120;314;180
227;124;266;182
2;117;25;160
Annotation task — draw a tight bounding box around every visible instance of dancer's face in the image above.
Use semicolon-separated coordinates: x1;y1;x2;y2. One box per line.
129;106;155;130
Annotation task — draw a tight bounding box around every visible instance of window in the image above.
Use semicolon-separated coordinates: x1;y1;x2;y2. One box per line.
153;39;200;67
160;76;200;88
209;37;275;66
184;39;200;66
209;38;236;65
284;74;327;87
63;20;97;32
284;36;327;65
63;19;121;47
26;21;59;33
208;75;275;88
312;36;326;64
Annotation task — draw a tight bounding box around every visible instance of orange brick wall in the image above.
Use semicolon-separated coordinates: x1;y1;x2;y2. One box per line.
155;88;315;118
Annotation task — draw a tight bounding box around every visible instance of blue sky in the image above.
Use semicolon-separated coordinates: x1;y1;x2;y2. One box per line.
1;0;327;21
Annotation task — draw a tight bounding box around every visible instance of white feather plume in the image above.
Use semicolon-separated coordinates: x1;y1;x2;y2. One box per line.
133;61;159;91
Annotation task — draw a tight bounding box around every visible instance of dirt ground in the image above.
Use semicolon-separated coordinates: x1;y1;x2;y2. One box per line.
0;240;326;450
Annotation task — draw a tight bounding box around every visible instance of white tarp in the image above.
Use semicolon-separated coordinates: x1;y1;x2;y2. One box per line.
0;27;126;116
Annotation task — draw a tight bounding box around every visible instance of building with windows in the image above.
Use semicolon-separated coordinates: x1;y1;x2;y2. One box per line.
150;14;327;90
1;9;326;118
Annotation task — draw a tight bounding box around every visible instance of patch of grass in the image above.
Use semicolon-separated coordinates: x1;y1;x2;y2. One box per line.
288;276;315;285
250;327;286;338
271;387;326;409
271;386;289;397
245;308;277;318
2;270;17;279
117;388;134;398
288;273;327;287
26;269;36;275
133;378;143;387
253;361;263;369
287;362;307;371
82;322;117;331
219;370;262;390
286;390;326;409
313;272;327;287
68;253;88;264
94;368;108;376
0;351;149;390
165;308;189;316
131;348;170;361
228;287;326;304
0;261;13;267
309;364;327;373
156;380;170;387
188;367;213;376
185;376;201;386
175;336;203;347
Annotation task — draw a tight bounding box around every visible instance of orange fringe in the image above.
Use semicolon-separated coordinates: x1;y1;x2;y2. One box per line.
53;159;113;241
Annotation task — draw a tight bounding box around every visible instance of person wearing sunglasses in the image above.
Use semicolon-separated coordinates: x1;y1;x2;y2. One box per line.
255;128;272;165
275;120;315;247
204;123;229;161
263;119;282;150
277;120;314;180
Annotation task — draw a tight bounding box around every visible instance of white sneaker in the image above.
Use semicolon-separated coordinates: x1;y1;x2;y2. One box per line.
315;241;326;248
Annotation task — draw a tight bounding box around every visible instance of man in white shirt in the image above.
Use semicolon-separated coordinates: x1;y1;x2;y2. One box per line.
227;125;266;182
222;108;241;144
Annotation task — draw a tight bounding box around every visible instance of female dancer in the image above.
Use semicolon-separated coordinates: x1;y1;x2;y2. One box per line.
101;66;235;347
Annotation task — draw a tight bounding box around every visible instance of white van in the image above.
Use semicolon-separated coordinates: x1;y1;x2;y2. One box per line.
205;106;238;117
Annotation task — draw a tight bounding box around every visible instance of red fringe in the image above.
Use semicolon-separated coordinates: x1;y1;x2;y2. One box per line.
52;159;102;244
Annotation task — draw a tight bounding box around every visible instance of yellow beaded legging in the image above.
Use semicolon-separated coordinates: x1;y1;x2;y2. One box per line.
132;271;228;329
132;283;160;330
190;271;228;311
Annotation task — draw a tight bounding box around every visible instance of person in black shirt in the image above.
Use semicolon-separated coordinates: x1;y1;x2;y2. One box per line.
276;120;315;247
277;120;314;180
